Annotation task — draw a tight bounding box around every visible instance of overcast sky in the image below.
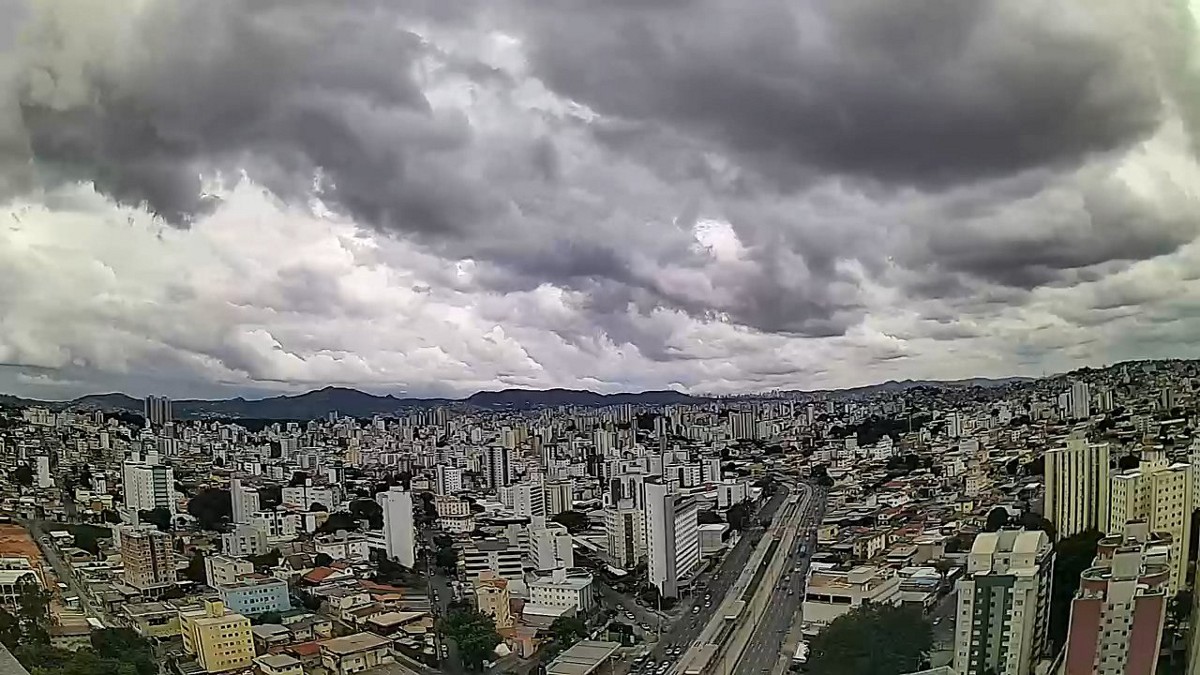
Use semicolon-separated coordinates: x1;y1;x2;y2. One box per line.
0;0;1198;400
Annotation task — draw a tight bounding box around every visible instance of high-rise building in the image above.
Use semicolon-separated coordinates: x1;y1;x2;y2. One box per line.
179;600;254;674
729;410;756;441
644;479;699;599
144;396;173;426
605;507;645;569
1070;380;1091;420
946;411;962;439
35;456;52;489
953;530;1053;675
124;462;177;514
1045;438;1110;539
120;525;176;593
528;520;574;571
377;487;416;568
1063;522;1170;675
512;480;546;519
483;446;512;491
544;479;574;516
474;571;513;629
230;478;259;525
1108;451;1192;593
436;464;463;495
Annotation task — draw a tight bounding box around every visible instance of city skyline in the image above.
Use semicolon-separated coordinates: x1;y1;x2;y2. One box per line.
1;1;1199;401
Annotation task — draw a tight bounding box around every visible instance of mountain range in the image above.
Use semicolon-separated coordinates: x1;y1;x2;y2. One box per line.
0;376;1030;420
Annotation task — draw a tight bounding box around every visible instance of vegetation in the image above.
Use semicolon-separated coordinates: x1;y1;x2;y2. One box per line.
436;546;458;574
183;551;207;584
726;502;752;530
550;615;588;646
697;510;723;526
12;463;33;487
551;510;591;534
138;506;172;531
253;611;284;626
806;604;932;675
186;489;232;530
442;606;502;671
247;548;282;570
314;552;334;567
1047;529;1103;654
317;511;361;534
984;507;1010;532
67;524;112;555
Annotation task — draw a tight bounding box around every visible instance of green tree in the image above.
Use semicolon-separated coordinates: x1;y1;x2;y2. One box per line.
69;524;112;555
551;510;590;534
550;615;588;647
984;507;1010;532
1048;529;1104;653
314;552;334;567
247;548;282;570
183;551;207;584
317;511;360;534
91;627;156;675
309;502;328;512
436;546;458;574
139;507;172;532
697;510;723;526
186;489;232;530
12;463;33;487
14;578;50;646
289;471;310;487
807;604;931;675
0;608;20;649
726;502;752;530
442;606;502;671
349;499;384;529
253;611;284;626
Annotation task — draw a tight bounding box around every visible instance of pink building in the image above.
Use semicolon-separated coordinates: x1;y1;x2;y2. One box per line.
1064;522;1170;675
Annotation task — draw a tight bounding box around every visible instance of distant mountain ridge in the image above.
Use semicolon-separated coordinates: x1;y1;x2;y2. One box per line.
0;377;1031;420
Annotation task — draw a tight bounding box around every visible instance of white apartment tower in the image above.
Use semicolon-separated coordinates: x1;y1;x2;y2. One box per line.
512;480;546;519
954;530;1054;675
1045;438;1110;539
1070;380;1091;420
644;479;700;599
124;462;176;514
436;464;463;495
378;487;416;569
230;478;259;525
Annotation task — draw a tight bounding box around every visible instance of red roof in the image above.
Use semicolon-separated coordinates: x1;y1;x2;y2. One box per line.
303;566;336;583
288;641;321;657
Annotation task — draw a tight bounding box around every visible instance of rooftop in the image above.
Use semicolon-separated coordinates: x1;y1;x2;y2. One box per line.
545;640;620;675
320;632;391;655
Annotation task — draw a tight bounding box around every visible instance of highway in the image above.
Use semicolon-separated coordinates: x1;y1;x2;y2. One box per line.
734;486;826;675
634;488;791;672
670;481;818;675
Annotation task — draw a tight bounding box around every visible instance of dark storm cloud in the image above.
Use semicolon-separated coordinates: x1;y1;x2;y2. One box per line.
516;0;1166;186
13;0;492;231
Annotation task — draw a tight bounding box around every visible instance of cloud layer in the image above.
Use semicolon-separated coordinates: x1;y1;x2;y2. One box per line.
0;0;1198;399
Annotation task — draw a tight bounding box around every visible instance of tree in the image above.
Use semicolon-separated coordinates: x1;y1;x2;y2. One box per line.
1117;454;1141;471
314;552;334;567
253;611;284;626
984;507;1011;532
14;578;50;646
442;606;502;671
807;604;931;675
550;615;588;647
309;502;328;512
247;549;282;570
697;510;724;526
552;510;590;534
349;499;384;529
436;546;458;574
186;489;232;530
726;502;752;530
1017;512;1057;542
101;509;122;524
0;608;19;649
289;471;310;487
91;627;156;675
317;512;360;534
70;525;111;555
139;507;172;532
183;551;207;584
944;536;964;554
12;463;33;487
1048;529;1104;653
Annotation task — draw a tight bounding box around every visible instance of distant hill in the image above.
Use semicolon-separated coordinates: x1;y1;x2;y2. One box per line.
0;376;1032;420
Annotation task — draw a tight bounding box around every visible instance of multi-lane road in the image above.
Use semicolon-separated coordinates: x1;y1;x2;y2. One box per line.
735;486;826;674
632;488;791;672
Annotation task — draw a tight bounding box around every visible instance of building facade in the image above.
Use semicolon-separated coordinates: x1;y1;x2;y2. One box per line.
121;526;176;593
180;600;254;674
645;479;699;599
1045;438;1110;539
1108;452;1192;593
377;486;416;568
216;577;291;617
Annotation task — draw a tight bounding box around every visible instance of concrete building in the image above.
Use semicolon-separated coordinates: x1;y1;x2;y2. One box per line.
545;479;574;516
282;484;335;511
377;486;416;568
124;462;176;514
1070;380;1091;420
319;633;394;675
120;526;176;593
529;568;596;614
484;446;513;490
513;479;547;519
35;455;51;489
605;507;645;569
1109;451;1192;593
144;396;173;426
180;600;254;674
222;524;269;557
436;464;463;495
475;571;514;629
1063;523;1170;675
0;558;42;612
230;478;259;525
251;510;298;540
1045;438;1111;539
204;555;253;588
216;577;291;617
253;654;304;675
462;538;524;580
802;565;901;626
953;530;1053;675
529;521;574;571
645;479;699;599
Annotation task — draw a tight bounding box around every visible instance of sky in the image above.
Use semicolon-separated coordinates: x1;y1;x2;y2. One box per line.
0;0;1198;400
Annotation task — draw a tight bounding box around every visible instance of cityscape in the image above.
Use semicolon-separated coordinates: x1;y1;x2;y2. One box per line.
0;361;1199;675
2;1;1200;675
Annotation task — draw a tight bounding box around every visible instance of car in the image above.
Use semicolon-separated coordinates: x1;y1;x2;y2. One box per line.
693;606;701;614
641;623;652;631
625;611;636;620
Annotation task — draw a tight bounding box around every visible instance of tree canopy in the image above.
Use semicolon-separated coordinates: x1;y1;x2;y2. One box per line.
1048;529;1103;653
697;510;724;526
552;510;590;534
984;507;1010;532
186;489;232;530
442;606;502;671
807;604;932;675
139;507;172;532
726;502;752;530
349;499;384;529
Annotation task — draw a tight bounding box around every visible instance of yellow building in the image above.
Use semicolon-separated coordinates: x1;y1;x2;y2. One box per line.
1045;437;1110;539
1110;451;1192;594
475;571;513;628
179;599;254;673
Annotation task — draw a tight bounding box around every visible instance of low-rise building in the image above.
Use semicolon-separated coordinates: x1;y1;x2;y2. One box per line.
205;555;253;588
217;576;291;617
122;601;180;639
254;653;304;675
319;632;394;675
180;600;255;674
802;565;901;626
529;568;595;614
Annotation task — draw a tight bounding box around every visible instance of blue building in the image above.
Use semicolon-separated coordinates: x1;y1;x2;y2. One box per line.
216;577;290;617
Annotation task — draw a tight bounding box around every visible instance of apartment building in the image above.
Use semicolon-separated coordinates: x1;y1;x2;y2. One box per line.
204;555;253;588
1045;438;1110;538
474;571;514;629
1108;451;1191;593
529;568;595;613
462;538;524;581
180;600;254;674
1063;522;1170;675
645;479;699;599
216;577;291;617
120;525;176;594
378;486;416;568
605;507;645;569
953;531;1053;675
